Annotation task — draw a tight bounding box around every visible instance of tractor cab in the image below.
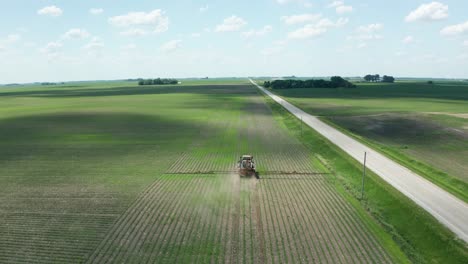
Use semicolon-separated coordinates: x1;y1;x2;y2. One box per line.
238;155;258;178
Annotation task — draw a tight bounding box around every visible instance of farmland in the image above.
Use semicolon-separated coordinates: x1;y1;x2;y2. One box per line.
0;81;401;263
267;81;468;201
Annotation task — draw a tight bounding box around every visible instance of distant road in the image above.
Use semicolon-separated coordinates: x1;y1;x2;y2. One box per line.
250;78;468;243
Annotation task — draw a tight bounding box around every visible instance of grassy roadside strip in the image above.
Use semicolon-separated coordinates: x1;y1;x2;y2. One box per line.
318;116;468;203
260;93;468;263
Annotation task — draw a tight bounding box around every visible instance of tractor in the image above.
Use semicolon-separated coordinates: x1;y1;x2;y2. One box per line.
238;155;258;178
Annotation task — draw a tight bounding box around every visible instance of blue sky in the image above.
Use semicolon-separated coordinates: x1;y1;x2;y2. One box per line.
1;0;467;83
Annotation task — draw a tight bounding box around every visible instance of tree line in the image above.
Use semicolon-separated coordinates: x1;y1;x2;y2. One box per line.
263;76;356;89
138;78;179;85
363;74;395;83
40;82;65;86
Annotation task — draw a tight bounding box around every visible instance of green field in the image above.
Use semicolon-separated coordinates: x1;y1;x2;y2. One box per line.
0;82;407;263
268;81;468;201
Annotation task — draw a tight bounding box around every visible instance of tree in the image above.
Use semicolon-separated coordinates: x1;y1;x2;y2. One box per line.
382;75;395;83
268;77;355;89
364;74;396;82
373;74;380;82
364;75;373;82
364;74;381;82
138;78;179;85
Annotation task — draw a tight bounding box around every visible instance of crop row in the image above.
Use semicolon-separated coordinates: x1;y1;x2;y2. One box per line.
87;174;236;263
257;175;392;263
0;212;114;264
85;174;392;263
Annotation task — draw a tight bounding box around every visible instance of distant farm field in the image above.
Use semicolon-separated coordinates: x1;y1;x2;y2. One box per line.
270;81;468;201
0;82;399;263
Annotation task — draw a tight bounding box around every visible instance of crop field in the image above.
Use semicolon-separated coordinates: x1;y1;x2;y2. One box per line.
268;81;468;201
0;82;398;263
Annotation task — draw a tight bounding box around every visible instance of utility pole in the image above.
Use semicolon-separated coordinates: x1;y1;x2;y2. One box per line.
361;152;367;200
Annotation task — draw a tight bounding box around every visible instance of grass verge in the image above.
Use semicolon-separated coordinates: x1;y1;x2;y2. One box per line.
261;92;468;264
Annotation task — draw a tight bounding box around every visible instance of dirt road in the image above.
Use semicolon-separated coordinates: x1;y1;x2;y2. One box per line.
250;79;468;243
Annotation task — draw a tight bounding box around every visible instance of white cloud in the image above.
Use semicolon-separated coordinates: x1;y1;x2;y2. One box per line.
277;0;312;8
191;33;201;38
82;37;104;55
289;25;327;39
395;51;407;57
5;34;21;43
242;26;272;38
37;5;63;17
405;2;448;22
160;40;182;53
215;16;247;32
120;28;148;36
348;23;383;41
336;5;353;14
199;5;209;12
122;43;137;50
440;21;468;36
109;9;169;33
89;8;103;15
83;41;104;50
357;43;367;49
328;1;353;14
281;14;321;25
402;35;414;44
62;29;90;39
328;1;344;8
288;17;348;39
357;23;383;33
464;40;468;47
40;41;62;57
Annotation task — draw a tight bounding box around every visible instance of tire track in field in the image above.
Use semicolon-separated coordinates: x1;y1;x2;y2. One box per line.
230;173;241;264
251;179;266;264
